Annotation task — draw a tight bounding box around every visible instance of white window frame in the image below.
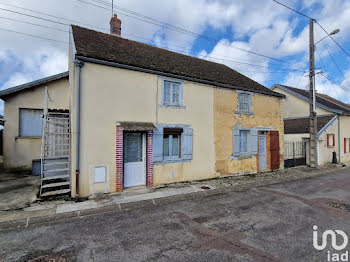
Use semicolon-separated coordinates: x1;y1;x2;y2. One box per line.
160;77;184;108
236;90;253;115
163;130;182;160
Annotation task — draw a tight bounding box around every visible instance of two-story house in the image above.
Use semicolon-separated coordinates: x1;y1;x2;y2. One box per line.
66;15;285;197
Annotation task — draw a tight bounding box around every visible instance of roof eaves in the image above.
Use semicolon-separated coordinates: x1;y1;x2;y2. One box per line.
0;71;69;99
275;84;344;114
76;55;285;99
317;115;338;137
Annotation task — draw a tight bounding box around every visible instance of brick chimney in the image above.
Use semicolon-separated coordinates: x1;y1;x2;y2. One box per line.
110;14;121;36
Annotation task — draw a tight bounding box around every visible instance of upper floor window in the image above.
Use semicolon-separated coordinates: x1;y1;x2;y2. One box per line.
19;108;43;137
237;91;252;114
162;79;184;108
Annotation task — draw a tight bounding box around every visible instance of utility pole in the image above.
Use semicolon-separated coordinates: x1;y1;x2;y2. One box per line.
309;18;318;168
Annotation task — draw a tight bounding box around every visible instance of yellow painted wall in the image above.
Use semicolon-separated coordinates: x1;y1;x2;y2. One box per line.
272;87;331;118
70;61;216;197
214;88;284;175
3;78;69;169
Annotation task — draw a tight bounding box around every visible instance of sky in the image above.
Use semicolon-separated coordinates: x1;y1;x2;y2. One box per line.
1;0;350;115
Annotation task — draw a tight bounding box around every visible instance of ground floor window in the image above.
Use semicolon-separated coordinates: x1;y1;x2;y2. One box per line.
327;134;335;147
163;128;182;159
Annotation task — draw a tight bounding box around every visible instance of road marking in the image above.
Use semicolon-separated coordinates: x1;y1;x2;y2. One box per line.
25;218;29;228
152;199;156;205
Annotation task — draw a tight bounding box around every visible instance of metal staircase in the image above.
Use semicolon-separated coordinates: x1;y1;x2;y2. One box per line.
40;88;71;197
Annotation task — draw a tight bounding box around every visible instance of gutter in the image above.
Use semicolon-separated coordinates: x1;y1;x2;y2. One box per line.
73;59;84;196
75;56;285;99
338;115;341;163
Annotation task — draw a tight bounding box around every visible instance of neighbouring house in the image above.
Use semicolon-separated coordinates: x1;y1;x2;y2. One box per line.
272;84;350;166
65;14;285;198
0;72;69;173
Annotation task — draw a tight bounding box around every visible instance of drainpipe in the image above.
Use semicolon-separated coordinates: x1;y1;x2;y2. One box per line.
338;114;341;164
73;59;84;196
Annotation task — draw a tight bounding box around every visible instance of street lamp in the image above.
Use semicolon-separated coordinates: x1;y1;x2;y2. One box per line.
314;29;340;46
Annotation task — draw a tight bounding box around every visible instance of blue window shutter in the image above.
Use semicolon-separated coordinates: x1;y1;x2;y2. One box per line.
153;126;163;162
182;127;193;160
233;127;240;156
250;129;258;155
179;83;184;106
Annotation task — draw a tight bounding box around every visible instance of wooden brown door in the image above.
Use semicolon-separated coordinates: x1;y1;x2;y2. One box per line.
270;131;280;170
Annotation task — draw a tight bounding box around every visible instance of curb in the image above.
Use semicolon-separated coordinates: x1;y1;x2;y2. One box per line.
0;167;346;232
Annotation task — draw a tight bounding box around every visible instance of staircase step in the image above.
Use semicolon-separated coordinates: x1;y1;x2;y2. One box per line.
44;155;70;160
44;161;70;166
40;189;71;197
42;181;70;189
43;174;70;181
44;168;69;173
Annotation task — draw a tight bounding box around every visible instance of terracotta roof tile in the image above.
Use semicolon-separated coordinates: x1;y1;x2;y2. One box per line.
72;25;283;98
284;115;335;134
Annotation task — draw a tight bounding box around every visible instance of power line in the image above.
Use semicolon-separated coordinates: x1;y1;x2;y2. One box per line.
75;0;293;64
319;73;349;92
0;27;68;44
0;4;303;73
0;2;107;31
0;16;68;33
271;0;313;19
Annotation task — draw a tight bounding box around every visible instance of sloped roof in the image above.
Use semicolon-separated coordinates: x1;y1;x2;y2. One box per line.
0;72;68;100
274;84;350;115
284;115;335;134
71;25;284;98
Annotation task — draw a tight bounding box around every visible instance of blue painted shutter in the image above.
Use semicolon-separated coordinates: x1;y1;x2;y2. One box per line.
233;127;240;156
248;94;252;113
153;126;163;162
250;129;258;155
182;127;193;160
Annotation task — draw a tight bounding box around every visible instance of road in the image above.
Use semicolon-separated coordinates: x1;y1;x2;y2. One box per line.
1;168;350;262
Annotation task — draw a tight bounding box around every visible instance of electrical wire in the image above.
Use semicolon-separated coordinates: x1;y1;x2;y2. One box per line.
271;0;313;19
75;0;293;64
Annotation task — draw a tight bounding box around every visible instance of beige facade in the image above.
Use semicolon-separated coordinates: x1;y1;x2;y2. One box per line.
69;61;216;197
3;78;69;170
272;86;330;118
214;88;284;175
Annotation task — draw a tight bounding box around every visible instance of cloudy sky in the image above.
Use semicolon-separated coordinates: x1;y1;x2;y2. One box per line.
1;0;350;114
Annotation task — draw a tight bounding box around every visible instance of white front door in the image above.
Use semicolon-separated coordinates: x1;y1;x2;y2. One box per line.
124;132;146;188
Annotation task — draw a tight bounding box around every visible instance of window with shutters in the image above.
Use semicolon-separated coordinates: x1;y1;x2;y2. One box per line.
232;127;258;158
161;79;184;108
163;128;182;160
236;91;252;114
19;108;43;137
153;124;193;164
327;134;335;147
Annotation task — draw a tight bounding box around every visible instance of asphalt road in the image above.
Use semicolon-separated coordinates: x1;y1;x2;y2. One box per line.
1;168;350;262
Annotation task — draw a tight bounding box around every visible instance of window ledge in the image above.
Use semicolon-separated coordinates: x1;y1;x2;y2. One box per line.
235;110;253;115
230;154;256;160
154;158;191;165
159;104;186;109
15;136;41;140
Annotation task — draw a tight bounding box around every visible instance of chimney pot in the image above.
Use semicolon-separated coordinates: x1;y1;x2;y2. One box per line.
110;13;121;36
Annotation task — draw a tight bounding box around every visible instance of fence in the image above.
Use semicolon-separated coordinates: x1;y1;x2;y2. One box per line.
284;141;307;168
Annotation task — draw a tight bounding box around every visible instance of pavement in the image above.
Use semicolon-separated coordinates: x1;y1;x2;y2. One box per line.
0;173;40;211
0;167;349;261
0;165;343;224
